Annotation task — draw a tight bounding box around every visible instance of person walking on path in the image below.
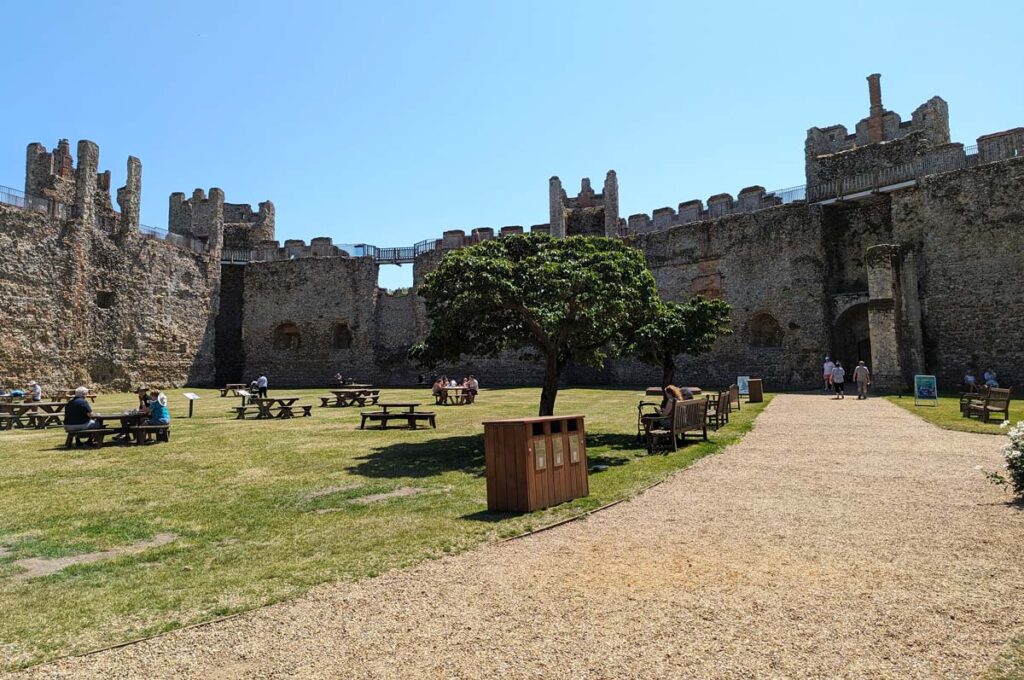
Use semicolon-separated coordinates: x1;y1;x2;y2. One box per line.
823;356;835;392
853;361;871;399
831;361;846;399
256;374;269;399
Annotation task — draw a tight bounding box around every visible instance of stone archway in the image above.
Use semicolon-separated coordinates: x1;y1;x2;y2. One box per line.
832;303;871;371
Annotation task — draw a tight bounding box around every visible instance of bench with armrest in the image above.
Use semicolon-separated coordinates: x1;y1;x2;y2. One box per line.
960;385;989;415
966;387;1012;423
646;398;709;453
706;390;731;429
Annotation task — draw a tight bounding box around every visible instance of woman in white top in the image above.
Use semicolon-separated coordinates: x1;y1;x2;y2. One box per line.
822;357;835;391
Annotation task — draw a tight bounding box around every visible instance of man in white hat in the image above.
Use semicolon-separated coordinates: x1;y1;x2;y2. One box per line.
27;380;42;402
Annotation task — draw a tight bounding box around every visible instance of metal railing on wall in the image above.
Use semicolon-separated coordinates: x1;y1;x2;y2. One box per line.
0;184;55;214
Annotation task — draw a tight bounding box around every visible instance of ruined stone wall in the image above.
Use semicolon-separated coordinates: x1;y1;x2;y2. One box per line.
240;256;381;386
626;203;831;390
890;156;1024;388
0;204;219;391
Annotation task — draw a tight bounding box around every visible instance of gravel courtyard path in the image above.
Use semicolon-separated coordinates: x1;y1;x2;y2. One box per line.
21;394;1024;679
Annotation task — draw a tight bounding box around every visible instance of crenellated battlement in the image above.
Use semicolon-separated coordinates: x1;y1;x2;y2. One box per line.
625;185;803;235
805;74;950;186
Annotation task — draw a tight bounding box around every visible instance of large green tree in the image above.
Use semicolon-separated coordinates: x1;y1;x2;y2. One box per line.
628;297;733;388
410;233;659;416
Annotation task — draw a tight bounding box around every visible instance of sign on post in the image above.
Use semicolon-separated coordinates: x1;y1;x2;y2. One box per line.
737;376;750;396
182;392;200;418
913;375;938;407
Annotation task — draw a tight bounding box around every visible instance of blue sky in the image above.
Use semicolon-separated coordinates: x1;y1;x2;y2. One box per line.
3;1;1021;288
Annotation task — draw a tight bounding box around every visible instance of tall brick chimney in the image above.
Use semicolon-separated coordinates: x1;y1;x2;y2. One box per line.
867;73;884;144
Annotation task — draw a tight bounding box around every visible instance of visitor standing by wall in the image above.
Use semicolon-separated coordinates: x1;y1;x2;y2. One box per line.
823;357;835;392
831;362;846;399
257;374;268;398
853;361;871;400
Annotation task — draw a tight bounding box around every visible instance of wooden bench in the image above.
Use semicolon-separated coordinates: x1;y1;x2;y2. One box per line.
729;383;741;411
646;398;708;453
706;390;731;429
130;424;170;444
360;411;437;429
960;385;989;415
966;387;1012;423
29;413;63;429
233;406;262;419
300;405;313;417
64;428;116;448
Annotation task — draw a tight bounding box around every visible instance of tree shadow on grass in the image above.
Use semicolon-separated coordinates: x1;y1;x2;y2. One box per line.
586;433;644;452
346;434;485;479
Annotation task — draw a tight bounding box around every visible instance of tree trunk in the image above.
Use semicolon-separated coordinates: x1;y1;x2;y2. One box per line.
538;351;563;416
661;356;675;389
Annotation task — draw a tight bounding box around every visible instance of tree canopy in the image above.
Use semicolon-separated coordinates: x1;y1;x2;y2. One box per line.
628;297;733;388
410;233;659;415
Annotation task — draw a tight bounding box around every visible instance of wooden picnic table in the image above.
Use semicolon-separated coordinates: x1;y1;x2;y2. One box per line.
360;402;436;430
58;390;98;402
80;412;163;445
219;383;249;397
436;386;471;405
322;388;379;408
251;397;301;419
0;402;67;428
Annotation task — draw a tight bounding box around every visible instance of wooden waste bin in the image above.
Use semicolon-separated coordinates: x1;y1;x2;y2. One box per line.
482;414;589;512
748;378;764;403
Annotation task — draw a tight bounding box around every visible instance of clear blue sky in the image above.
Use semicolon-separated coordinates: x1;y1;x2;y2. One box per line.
3;1;1021;288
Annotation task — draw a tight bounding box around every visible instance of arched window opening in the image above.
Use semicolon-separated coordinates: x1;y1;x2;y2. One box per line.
333;322;353;350
749;313;784;348
273;322;301;351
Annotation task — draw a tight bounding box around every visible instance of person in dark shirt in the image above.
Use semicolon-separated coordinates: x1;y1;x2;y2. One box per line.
63;386;97;434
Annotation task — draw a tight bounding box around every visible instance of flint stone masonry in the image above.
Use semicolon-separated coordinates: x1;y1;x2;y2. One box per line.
0;203;219;390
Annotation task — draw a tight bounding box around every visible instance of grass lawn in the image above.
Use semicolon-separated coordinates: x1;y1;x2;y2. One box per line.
886;394;1023;435
0;386;770;670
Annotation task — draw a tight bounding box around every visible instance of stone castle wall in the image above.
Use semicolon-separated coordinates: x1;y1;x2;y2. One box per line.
890;157;1024;388
0;204;219;391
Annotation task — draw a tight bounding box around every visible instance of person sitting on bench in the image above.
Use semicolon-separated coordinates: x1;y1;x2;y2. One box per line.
654;385;684;428
64;386;99;437
147;390;171;426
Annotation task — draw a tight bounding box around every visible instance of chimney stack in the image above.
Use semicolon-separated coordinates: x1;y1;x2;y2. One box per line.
867;73;884;144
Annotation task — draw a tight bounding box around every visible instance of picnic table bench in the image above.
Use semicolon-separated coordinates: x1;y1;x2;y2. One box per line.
64;428;117;448
233;403;313;419
219;383;249;397
320;389;380;408
435;386;471;405
0;402;66;429
360;402;436;429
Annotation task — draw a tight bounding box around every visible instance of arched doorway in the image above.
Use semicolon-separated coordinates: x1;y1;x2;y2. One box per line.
832;303;871;370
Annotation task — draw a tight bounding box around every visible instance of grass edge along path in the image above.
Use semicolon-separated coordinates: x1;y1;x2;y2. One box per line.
0;388;771;671
885;394;1023;435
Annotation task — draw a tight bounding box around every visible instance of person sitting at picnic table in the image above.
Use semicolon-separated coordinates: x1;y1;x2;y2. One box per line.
334;372;345;386
983;367;999;388
27;380;42;402
63;386;99;439
137;386;152;411
147;390;170;426
466;375;479;403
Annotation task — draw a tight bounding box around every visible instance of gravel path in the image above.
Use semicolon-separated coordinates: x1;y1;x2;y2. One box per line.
20;394;1024;678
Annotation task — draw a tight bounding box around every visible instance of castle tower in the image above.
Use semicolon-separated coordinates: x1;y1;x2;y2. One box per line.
548;170;621;238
